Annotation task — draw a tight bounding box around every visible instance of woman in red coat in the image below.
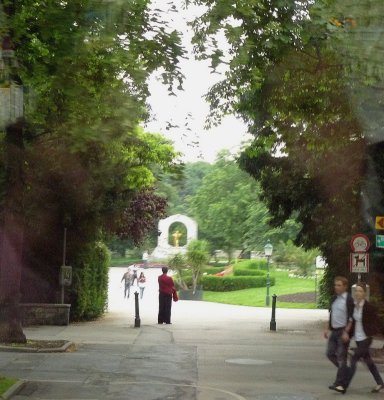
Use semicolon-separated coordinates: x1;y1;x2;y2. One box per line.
158;267;175;324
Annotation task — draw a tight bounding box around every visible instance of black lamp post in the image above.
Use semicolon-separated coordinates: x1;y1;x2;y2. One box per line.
264;240;273;306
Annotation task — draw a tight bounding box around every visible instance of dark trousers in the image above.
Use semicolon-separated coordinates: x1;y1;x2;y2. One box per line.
326;329;349;386
158;292;172;324
348;337;383;387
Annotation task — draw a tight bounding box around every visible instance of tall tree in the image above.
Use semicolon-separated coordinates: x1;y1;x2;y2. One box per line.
0;0;185;341
189;152;299;258
188;0;381;302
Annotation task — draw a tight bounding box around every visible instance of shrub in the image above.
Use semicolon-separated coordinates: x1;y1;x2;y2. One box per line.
235;259;268;270
169;253;188;289
69;241;110;321
233;266;266;276
185;275;275;292
186;240;210;293
204;266;225;275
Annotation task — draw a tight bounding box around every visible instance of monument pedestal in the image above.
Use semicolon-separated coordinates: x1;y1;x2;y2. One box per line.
150;214;198;261
150;245;186;261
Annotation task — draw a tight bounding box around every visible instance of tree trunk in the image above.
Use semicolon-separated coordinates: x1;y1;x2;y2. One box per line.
0;121;26;343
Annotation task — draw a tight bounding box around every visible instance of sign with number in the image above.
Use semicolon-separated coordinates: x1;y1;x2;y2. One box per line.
350;253;369;273
60;266;72;286
350;234;370;252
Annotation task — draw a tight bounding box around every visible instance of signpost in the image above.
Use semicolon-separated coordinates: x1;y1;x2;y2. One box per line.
375;216;384;230
350;252;369;273
350;234;370;283
350;233;370;253
376;235;384;249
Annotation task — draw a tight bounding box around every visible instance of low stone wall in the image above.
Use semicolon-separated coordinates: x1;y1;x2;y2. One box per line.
20;303;71;326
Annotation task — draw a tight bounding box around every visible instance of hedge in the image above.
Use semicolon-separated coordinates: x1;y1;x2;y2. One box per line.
233;266;266;276
235;259;269;270
182;275;275;292
204;266;225;275
69;241;110;321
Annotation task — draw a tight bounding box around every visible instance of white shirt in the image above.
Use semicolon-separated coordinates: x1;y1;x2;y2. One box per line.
331;292;348;328
353;300;367;341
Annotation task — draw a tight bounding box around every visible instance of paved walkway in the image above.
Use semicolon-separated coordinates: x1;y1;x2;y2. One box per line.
1;267;382;399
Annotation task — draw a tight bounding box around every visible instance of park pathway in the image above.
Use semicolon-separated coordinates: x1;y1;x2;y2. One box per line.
0;267;381;399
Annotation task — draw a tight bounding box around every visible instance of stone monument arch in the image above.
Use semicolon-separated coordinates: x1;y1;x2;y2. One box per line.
150;214;198;260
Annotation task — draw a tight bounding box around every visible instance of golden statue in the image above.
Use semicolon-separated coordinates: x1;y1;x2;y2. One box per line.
172;230;182;247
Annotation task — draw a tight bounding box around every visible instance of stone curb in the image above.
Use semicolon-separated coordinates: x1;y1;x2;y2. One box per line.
0;340;74;353
0;380;26;400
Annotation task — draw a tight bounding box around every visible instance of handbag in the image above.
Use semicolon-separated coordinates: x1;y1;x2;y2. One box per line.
172;289;179;302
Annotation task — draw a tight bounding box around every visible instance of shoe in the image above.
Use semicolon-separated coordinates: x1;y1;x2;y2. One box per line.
334;386;346;394
329;385;337;390
372;384;384;393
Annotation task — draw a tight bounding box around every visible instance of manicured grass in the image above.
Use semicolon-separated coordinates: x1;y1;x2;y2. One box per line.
202;270;319;308
0;376;18;396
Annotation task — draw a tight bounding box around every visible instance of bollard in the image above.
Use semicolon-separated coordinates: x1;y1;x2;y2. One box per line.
134;291;141;328
270;294;277;331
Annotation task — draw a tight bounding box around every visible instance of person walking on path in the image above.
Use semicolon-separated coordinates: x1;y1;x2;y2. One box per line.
324;276;354;393
158;266;175;324
142;251;149;268
121;268;133;298
343;282;384;394
131;264;139;286
138;271;146;299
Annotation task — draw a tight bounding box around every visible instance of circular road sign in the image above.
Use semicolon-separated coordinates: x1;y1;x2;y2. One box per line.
350;234;370;252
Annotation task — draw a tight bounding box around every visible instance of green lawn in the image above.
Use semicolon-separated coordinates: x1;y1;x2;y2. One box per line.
0;376;18;396
202;270;319;309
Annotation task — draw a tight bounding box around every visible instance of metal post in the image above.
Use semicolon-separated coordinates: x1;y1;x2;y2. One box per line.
266;255;270;306
314;258;317;305
270;294;277;331
60;228;67;304
134;291;141;328
62;227;67;266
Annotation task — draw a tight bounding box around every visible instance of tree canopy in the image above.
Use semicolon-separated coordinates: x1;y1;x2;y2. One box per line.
0;0;186;336
188;0;384;301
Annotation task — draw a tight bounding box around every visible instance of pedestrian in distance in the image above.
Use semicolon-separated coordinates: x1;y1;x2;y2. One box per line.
324;276;354;394
138;271;146;299
158;266;176;324
142;250;149;269
121;268;133;299
131;264;139;286
343;282;384;394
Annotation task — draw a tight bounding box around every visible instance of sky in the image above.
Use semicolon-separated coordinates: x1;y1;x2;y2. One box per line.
144;2;252;164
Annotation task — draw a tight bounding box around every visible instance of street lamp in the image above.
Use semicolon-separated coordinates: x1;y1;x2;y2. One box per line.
264;240;273;306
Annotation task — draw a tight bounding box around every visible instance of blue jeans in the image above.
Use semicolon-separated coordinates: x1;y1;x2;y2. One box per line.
326;329;349;386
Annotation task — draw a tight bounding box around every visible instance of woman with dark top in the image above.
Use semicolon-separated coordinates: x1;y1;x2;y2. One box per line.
339;282;384;394
158;266;175;324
